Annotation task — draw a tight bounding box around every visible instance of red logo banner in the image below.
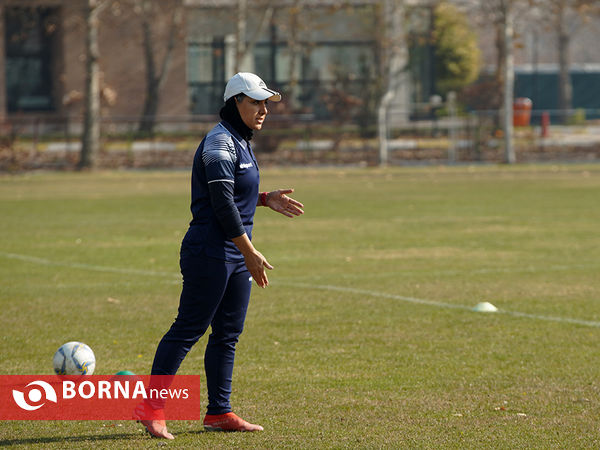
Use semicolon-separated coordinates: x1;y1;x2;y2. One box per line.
0;375;201;420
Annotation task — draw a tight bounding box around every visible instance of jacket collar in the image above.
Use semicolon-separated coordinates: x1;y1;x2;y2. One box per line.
220;120;248;150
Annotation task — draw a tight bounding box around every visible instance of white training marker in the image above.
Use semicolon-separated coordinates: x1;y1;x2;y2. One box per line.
473;302;498;313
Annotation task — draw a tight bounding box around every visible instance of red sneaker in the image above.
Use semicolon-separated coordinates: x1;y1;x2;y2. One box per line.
203;412;264;432
132;402;174;440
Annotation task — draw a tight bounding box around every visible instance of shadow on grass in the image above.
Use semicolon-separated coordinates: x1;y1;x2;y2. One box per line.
0;429;215;446
0;432;139;447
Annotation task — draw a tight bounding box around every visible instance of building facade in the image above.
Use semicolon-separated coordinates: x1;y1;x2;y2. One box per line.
185;0;382;119
1;0;599;128
0;0;188;125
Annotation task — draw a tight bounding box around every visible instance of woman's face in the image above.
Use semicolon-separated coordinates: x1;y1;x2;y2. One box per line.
236;96;268;130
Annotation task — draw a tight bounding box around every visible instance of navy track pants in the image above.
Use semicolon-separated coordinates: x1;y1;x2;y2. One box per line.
150;247;252;415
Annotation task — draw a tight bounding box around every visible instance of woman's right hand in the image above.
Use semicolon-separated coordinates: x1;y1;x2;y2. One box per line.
231;233;273;288
243;249;273;288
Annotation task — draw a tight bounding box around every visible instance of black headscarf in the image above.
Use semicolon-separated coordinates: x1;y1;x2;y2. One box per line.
219;95;253;141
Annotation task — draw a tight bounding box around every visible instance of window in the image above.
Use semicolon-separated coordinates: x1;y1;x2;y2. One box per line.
252;41;377;119
5;7;58;112
187;37;226;114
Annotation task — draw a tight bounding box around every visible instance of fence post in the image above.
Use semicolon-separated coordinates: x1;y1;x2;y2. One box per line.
541;111;550;138
33;116;39;153
447;91;457;163
378;102;389;166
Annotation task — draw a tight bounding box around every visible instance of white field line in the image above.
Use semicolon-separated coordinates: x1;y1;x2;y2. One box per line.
274;282;600;329
2;251;599;328
257;260;599;280
0;251;180;279
278;281;472;311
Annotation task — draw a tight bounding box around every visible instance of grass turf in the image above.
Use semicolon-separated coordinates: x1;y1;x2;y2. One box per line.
0;164;599;448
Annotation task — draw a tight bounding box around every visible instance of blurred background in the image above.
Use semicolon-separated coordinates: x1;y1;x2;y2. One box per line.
1;0;599;170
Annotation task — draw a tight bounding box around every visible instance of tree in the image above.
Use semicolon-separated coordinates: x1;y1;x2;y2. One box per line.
555;0;573;123
531;0;598;123
475;0;518;163
234;0;275;73
432;1;481;95
500;1;516;164
378;0;409;166
137;0;183;135
283;2;303;111
452;0;534;163
79;0;109;170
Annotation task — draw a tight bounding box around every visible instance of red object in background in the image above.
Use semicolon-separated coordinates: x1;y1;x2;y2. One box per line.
541;111;550;137
513;97;533;127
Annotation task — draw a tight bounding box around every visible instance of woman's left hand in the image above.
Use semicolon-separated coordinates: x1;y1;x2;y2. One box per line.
265;189;304;218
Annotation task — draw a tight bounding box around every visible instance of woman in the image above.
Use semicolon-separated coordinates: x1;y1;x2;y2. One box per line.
137;73;304;439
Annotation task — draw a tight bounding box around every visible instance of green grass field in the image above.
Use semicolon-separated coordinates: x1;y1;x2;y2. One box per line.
1;164;599;448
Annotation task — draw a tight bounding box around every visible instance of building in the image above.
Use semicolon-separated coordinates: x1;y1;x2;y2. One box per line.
1;0;599;130
0;0;389;129
0;0;188;126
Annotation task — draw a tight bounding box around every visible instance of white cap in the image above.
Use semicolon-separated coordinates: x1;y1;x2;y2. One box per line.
223;72;281;103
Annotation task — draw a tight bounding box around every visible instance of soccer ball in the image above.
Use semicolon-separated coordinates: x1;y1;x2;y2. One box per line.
53;342;96;376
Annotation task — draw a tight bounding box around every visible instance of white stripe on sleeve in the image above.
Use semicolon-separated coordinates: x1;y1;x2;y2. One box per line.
208;179;235;184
